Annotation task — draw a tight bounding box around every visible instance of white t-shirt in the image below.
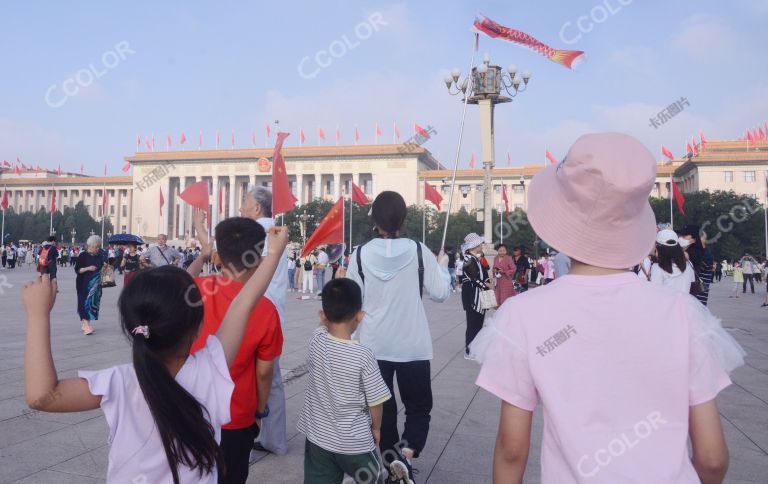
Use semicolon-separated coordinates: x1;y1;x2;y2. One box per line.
650;262;696;294
79;336;234;483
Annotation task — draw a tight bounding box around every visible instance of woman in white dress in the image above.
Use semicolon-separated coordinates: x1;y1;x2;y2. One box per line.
649;229;695;294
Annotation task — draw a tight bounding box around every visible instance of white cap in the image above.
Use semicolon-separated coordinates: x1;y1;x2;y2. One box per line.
655;229;679;247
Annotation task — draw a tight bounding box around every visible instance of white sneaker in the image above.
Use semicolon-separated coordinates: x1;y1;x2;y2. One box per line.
389;460;414;484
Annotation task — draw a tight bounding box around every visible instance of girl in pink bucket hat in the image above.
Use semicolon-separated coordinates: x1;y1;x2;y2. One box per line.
471;133;745;483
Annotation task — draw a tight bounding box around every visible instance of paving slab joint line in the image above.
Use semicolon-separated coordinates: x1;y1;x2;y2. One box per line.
719;412;768;456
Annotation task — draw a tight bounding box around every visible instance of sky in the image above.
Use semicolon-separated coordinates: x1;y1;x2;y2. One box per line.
2;0;768;175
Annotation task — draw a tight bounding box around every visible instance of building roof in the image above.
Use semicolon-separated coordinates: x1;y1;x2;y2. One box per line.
0;176;132;187
124;144;441;169
674;140;768;176
421;162;684;180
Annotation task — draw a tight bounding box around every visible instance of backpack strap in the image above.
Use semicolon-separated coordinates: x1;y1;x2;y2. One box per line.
416;241;424;298
356;245;364;284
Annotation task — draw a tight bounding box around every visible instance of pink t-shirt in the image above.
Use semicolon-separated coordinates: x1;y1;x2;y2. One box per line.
80;336;234;483
476;272;735;483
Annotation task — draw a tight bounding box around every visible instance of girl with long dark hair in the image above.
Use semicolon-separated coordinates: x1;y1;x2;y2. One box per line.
22;227;287;483
649;229;695;294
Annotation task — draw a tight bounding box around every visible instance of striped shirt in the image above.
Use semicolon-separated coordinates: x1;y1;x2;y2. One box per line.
297;326;391;454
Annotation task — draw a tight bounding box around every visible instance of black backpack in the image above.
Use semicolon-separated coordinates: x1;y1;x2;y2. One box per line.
355;240;424;297
303;259;313;271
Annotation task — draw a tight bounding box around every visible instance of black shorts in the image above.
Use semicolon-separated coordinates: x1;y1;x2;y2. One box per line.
41;264;58;279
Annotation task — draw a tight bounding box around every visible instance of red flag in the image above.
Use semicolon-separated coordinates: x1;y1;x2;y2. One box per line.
414;123;430;139
122;161;131;173
691;137;698;155
661;146;674;161
351;182;368;205
57;163;61;176
14;165;20;175
50;190;56;212
167;135;172;149
151;135;155;151
145;137;151;150
394;122;400;141
507;152;511;167
199;130;203;149
469;153;475;168
502;185;510;215
318;127;326;141
251;131;256;147
760;127;766;140
180;132;187;145
159;187;165;215
271;132;296;215
301;198;344;257
671;181;685;215
231;130;235;149
21;161;27;169
136;134;140;151
300;129;306;144
699;131;707;149
686;142;693;155
266;124;271;139
216;130;220;149
335;126;341;143
179;181;209;211
2;160;9;167
1;190;7;210
424;182;442;208
545;149;558;164
355;127;360;143
753;128;760;142
375;123;382;137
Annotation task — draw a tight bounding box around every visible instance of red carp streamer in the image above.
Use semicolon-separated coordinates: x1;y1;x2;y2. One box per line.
473;15;585;69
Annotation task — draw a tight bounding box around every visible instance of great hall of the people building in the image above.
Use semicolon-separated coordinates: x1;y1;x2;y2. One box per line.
1;139;766;243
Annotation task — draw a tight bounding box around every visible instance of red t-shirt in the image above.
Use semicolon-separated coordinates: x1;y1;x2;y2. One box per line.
190;275;283;429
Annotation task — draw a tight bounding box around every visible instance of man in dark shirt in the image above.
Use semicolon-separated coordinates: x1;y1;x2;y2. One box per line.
41;236;60;291
512;246;530;291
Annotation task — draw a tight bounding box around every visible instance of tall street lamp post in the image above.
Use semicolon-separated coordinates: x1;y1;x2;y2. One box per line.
445;52;531;249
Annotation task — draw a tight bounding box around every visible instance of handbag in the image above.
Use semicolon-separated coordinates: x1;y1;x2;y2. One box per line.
101;266;116;288
478;289;498;310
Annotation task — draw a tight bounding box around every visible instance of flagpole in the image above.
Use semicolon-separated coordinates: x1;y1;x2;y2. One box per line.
422;205;426;245
440;35;479;251
669;172;674;229
1;186;5;245
764;174;768;260
49;185;54;235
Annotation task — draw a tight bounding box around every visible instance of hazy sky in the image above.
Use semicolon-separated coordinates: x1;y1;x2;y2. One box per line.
2;0;767;175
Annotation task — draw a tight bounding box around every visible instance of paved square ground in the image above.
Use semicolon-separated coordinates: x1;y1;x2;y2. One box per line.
0;265;766;483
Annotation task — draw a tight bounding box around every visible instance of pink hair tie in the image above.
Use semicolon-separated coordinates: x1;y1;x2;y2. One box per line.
131;325;150;339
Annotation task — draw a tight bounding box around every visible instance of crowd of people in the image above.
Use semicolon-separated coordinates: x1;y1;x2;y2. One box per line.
17;132;758;483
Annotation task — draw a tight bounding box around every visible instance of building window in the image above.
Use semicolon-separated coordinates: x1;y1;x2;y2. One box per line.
724;171;733;182
121;225;127;233
512;185;524;193
98;206;102;217
744;171;756;182
494;185;502;195
122;205;127;217
110;205;115;215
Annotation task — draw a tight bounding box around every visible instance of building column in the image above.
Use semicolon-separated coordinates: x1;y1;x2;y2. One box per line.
249;174;256;187
296;174;304;204
334;172;341;199
228;175;236;219
179;178;187;240
127;188;134;234
161;176;171;236
211;175;219;227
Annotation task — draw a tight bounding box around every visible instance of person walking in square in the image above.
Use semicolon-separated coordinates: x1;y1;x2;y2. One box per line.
298;279;395;484
461;233;491;360
74;235;107;335
473;133;744;483
730;263;744;298
739;255;755;294
347;191;451;482
492;243;517;305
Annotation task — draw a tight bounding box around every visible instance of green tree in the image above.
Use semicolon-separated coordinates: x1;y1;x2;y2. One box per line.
1;201;112;245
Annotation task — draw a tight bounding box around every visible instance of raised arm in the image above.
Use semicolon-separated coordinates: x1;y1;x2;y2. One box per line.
187;210;213;277
216;226;289;366
23;275;101;412
423;246;451;302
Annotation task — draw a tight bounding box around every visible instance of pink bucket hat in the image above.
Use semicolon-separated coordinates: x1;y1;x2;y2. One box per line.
527;133;657;269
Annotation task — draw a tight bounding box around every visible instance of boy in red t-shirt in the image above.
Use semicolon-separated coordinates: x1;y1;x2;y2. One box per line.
189;217;283;484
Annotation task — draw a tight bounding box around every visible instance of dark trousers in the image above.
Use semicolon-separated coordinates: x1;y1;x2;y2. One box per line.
377;360;432;462
219;424;259;484
465;310;485;354
743;274;755;293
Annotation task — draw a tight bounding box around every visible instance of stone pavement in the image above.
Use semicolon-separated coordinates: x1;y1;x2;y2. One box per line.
0;265;766;483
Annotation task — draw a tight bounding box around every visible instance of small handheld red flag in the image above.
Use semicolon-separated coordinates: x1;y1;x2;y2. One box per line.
672;181;685;215
301;198;344;257
179;181;209;211
351;182;369;205
545;149;558;164
661;146;674;161
424;182;443;209
271;132;296;215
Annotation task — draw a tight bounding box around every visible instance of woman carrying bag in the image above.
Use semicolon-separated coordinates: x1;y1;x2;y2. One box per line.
460;233;493;360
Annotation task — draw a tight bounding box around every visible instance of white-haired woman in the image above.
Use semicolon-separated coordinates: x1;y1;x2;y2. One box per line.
74;235;107;335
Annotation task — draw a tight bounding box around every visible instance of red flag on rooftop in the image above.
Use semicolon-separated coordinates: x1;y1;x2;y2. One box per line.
661;146;675;161
691;137;698;156
136;134;140;152
394;122;400;141
14;165;20;175
301;198;344;257
424;181;443;209
216;130;220;149
469;153;475;168
375;123;382;137
167;135;172;150
145;137;151;150
760;127;766;140
502;184;510;215
159;187;164;215
266;124;271;139
57;163;61;176
545;149;558;164
699;131;707;149
747;130;756;145
180;132;187;145
414;123;430;139
318;127;326;141
179;181;209;211
271;132;296;216
299;128;306;145
199;130;203;149
122;161;131;173
686;142;693;155
355;127;360;144
351;182;369;205
672;181;685;215
335;126;341;144
1;190;8;211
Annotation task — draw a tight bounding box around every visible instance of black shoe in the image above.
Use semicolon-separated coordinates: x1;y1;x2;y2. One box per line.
252;441;270;453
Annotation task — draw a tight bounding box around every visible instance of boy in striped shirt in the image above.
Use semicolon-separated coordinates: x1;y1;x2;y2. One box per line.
298;279;402;484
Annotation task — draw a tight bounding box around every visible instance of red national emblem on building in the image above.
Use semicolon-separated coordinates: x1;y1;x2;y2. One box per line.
257;157;271;173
